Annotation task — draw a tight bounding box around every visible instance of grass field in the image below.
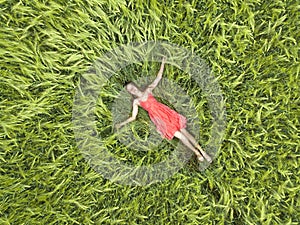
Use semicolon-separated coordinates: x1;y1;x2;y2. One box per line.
0;0;299;224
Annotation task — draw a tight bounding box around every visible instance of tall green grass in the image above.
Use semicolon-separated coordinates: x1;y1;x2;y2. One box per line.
0;0;299;224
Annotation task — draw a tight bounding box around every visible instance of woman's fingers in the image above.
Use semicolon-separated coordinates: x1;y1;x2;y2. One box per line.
115;123;122;130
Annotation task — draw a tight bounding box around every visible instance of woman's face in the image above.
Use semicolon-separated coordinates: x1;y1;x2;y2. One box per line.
126;83;142;97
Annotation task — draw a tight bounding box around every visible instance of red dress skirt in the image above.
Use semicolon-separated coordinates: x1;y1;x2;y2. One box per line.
139;94;187;140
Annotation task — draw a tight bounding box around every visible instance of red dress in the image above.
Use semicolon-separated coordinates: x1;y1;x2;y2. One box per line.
139;94;187;140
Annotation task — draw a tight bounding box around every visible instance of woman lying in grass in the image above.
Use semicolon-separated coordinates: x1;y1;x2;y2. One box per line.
116;57;212;163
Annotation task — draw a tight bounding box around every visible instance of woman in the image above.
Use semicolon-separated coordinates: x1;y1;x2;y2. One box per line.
116;57;212;163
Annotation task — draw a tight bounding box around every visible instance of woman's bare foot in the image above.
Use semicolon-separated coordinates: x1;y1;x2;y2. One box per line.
196;145;212;163
197;154;204;162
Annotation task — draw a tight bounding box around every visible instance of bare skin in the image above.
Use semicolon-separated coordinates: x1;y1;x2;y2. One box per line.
116;57;212;163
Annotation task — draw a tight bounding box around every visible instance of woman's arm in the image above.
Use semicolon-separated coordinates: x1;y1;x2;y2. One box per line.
146;57;166;92
115;99;139;129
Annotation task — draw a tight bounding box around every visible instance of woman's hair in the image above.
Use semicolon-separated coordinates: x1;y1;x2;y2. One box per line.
123;81;132;87
124;80;150;96
124;81;139;91
123;81;140;102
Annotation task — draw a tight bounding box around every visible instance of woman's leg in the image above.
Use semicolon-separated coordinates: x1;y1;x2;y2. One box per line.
173;131;204;162
180;128;212;163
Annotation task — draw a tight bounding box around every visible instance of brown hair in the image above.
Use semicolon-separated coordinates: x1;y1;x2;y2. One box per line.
124;81;140;91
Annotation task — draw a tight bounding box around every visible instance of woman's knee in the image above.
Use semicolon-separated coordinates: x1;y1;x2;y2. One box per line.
174;131;184;139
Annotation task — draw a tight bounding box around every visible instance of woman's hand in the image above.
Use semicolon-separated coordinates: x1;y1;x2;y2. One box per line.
146;56;166;92
115;123;123;130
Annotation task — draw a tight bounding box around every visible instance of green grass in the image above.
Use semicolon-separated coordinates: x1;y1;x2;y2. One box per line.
1;0;299;224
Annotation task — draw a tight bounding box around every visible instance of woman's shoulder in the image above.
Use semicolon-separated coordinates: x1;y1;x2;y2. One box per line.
136;91;153;103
